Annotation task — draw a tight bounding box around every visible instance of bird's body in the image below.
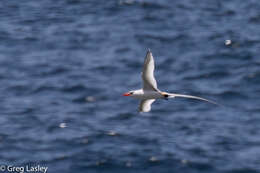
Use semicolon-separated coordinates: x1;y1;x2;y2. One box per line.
130;89;164;100
123;49;217;112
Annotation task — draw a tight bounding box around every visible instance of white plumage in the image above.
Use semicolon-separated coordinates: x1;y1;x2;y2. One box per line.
123;49;218;112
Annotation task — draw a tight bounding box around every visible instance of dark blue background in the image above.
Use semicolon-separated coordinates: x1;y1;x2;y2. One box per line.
0;0;260;172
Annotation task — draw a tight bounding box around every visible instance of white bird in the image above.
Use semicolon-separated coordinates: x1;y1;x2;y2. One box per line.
123;49;218;112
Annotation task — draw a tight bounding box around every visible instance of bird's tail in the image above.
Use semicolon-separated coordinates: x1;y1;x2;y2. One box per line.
166;92;219;105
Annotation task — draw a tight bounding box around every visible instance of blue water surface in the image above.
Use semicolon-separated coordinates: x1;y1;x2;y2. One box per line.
0;0;260;172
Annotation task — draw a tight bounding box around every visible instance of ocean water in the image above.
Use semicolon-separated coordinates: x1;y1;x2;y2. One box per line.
0;0;260;172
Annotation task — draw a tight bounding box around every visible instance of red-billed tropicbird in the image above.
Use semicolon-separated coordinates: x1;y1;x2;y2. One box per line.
123;49;217;112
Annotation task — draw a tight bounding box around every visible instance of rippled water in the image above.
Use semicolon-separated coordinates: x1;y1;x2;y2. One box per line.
0;0;260;172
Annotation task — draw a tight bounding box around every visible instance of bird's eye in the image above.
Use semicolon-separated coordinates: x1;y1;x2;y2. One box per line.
130;92;133;94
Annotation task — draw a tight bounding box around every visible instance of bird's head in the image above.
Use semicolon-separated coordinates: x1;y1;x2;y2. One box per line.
123;91;134;96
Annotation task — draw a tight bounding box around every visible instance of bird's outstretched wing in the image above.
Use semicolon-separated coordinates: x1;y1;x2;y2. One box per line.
142;49;158;91
167;93;219;105
139;99;155;112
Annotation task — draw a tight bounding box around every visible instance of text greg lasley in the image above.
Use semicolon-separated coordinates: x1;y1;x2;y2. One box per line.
7;165;48;173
